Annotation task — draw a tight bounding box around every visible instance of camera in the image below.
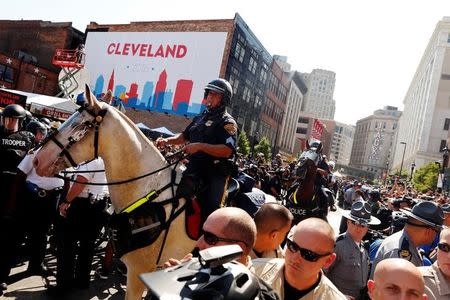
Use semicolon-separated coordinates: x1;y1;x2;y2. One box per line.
140;245;265;300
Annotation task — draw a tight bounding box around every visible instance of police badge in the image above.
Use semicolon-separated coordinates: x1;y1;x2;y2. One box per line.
224;123;237;135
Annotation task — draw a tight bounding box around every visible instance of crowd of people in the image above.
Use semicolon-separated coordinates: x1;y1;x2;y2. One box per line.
1;77;450;300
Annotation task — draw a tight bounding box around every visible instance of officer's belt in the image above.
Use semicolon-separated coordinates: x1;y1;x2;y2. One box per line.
25;181;62;198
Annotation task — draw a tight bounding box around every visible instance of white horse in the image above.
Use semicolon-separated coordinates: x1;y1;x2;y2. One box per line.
33;85;196;300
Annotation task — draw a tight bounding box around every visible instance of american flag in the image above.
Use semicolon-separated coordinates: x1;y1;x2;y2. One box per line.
311;119;324;140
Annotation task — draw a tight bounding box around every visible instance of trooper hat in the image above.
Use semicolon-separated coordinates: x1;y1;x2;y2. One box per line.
401;201;444;230
342;200;381;226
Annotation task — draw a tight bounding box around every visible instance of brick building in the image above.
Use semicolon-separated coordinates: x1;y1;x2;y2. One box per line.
0;52;58;96
0;20;84;96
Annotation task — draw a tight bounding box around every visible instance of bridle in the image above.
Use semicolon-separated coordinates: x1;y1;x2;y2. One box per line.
37;104;108;168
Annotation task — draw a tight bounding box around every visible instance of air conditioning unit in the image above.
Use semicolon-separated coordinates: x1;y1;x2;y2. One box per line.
16;50;38;64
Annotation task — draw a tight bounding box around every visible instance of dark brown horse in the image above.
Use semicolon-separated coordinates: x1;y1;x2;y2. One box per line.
285;141;330;224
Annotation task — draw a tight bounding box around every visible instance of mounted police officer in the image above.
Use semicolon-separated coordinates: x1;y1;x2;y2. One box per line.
0;104;34;291
371;201;444;279
156;78;238;225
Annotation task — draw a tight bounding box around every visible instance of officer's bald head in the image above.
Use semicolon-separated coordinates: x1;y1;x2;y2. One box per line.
292;217;335;251
368;258;426;300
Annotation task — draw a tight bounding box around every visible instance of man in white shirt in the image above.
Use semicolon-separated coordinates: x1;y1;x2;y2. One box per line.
17;149;65;275
48;158;109;296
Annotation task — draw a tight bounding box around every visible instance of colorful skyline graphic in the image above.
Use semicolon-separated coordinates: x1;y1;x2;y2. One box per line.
93;69;205;116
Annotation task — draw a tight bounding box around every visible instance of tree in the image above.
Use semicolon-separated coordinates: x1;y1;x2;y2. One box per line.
254;137;272;162
237;130;251;157
412;162;439;193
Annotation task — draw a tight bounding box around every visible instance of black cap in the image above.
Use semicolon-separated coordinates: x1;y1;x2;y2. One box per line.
401;201;444;229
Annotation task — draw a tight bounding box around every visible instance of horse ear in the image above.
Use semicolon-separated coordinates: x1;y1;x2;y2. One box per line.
306;140;310;149
317;142;323;153
84;84;101;111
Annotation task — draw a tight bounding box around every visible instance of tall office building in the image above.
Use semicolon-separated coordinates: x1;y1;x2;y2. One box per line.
392;18;450;170
301;69;336;119
350;106;401;177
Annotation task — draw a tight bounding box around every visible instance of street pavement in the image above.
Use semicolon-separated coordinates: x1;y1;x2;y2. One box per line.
1;208;346;299
0;244;127;300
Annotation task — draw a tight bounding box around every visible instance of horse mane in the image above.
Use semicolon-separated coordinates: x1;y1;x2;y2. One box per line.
105;104;168;164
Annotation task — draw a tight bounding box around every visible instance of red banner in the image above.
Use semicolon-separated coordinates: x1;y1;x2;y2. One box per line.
311;119;324;140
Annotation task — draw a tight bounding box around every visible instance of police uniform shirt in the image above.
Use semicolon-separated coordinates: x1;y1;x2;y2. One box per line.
182;108;237;173
75;158;109;199
249;246;284;259
325;232;369;298
419;262;450;300
0;129;34;172
371;229;422;279
18;150;64;190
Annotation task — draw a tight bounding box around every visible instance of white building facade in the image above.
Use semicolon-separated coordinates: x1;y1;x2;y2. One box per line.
330;122;355;166
350;106;401;177
392;18;450;170
301;69;336;120
279;71;307;155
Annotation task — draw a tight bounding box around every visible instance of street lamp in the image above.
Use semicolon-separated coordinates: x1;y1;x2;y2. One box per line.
399;142;407;179
384;161;390;186
442;146;449;192
410;162;416;181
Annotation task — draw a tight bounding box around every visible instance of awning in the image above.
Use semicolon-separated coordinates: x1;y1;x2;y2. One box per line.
151;126;174;137
0;88;78;120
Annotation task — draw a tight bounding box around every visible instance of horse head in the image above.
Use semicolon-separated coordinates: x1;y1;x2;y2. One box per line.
34;84;106;177
296;148;320;182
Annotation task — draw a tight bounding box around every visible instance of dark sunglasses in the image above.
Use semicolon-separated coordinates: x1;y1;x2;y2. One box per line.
350;220;368;227
438;242;450;253
286;238;332;262
202;230;248;248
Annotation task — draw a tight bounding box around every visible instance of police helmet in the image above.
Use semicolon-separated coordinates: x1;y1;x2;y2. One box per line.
40;117;51;127
26;121;48;137
140;245;270;300
204;78;233;106
308;139;323;152
2;104;26;119
369;189;381;201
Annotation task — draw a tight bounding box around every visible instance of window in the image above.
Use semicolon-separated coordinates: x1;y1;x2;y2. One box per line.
248;56;257;74
444;118;450;130
234;42;245;63
296;127;307;134
298;117;309;123
0;64;15;83
259;64;268;83
229;66;240;92
440;140;447;152
253;94;262;108
242;85;251;103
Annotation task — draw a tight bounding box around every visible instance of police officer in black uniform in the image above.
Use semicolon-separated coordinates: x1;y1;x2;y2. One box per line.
156;78;237;223
0;104;34;291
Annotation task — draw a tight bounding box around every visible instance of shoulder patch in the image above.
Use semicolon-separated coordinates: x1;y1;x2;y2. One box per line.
224;123;237;135
398;249;412;261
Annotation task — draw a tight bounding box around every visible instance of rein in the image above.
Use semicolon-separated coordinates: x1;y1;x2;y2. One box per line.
56;152;188;186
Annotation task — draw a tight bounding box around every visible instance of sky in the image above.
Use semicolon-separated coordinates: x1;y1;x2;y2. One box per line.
3;0;450;125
